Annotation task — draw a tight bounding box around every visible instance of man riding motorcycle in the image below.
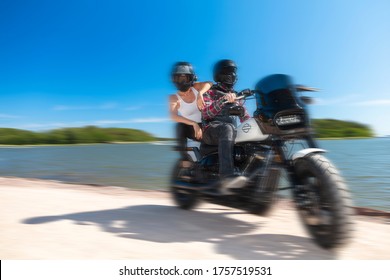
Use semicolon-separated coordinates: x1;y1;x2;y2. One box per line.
171;68;354;250
201;59;251;193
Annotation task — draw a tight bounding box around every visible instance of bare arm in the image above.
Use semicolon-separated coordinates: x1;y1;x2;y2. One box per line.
201;91;230;120
193;82;213;109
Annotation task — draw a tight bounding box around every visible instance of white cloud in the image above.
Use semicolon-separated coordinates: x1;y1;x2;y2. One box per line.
130;118;170;123
314;94;390;108
0;114;21;119
53;105;90;111
314;94;363;106
95;118;170;125
15;117;170;130
125;105;143;111
52;102;118;111
21;121;90;129
52;102;152;111
351;99;390;106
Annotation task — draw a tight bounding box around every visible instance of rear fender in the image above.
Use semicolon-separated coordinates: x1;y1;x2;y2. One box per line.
292;148;326;161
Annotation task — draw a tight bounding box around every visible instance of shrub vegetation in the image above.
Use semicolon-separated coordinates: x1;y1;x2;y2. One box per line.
0;126;156;145
0;120;374;145
311;119;374;138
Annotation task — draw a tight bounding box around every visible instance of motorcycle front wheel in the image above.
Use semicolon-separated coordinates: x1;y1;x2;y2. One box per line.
170;158;199;210
293;153;354;249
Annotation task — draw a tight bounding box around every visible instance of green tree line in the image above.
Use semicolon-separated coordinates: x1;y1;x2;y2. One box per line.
311;119;374;138
0;126;156;145
0;119;374;145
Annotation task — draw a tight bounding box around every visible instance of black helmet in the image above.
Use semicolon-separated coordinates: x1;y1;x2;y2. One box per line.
171;62;197;92
213;59;237;89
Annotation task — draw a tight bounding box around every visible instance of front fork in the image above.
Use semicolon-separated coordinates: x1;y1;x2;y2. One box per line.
305;134;319;149
271;136;321;191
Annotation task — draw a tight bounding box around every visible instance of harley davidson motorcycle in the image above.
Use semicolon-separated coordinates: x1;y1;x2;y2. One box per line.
170;74;353;249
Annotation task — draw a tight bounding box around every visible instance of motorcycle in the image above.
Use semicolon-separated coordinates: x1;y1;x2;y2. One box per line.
170;74;354;249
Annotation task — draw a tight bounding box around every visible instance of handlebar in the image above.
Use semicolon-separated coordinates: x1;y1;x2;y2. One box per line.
222;84;318;106
237;89;257;97
223;89;256;104
225;85;317;103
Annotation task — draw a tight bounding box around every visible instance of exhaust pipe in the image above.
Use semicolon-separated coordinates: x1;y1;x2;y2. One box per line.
172;180;214;191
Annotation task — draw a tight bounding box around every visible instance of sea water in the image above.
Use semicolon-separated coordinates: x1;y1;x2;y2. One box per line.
0;138;388;211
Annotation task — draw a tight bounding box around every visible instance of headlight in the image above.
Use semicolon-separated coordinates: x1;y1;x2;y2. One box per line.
275;115;302;126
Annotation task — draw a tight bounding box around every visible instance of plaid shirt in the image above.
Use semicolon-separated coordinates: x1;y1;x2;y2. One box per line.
201;85;250;129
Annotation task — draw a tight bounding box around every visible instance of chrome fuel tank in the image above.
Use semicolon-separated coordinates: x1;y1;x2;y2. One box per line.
235;118;269;143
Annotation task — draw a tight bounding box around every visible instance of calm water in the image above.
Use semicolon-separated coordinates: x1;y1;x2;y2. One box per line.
0;138;389;212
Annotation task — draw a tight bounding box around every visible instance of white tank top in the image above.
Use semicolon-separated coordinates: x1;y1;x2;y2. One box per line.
176;87;201;123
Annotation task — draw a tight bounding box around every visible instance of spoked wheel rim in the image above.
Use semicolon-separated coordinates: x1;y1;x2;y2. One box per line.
296;171;334;234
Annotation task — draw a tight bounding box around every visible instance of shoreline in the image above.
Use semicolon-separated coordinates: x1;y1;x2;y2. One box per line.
1;137;388;147
0;141;167;148
1;176;389;219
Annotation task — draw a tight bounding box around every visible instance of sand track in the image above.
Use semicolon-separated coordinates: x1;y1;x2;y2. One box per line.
0;177;389;259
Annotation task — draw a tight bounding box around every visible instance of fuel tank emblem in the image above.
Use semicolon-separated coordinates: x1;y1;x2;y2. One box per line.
242;123;251;133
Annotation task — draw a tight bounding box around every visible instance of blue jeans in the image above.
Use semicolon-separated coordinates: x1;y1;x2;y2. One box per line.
202;121;236;178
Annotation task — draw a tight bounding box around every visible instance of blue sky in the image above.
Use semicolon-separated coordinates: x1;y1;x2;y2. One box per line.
1;0;389;137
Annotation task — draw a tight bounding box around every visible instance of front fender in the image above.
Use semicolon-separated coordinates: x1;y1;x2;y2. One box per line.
292;148;326;161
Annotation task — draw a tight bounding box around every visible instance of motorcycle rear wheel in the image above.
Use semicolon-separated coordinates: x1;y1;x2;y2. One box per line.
293;154;354;249
170;159;199;210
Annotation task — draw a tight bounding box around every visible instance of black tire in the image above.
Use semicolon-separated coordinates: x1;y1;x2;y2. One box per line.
293;153;354;249
170;159;199;210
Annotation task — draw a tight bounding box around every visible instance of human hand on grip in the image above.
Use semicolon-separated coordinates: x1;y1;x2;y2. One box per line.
224;92;236;103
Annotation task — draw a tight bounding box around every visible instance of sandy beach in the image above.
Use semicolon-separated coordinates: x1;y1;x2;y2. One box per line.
0;176;389;260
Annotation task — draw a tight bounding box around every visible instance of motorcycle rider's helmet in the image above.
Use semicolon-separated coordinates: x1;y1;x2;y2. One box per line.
171;62;197;92
213;59;238;90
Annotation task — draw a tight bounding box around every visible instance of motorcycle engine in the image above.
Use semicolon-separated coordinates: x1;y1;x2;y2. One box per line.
197;154;219;182
239;144;270;175
234;146;247;163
